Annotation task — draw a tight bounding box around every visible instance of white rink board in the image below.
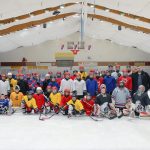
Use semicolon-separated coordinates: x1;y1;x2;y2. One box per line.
0;114;150;150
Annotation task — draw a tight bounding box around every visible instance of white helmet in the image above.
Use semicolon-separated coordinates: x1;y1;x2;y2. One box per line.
36;87;42;91
7;72;12;76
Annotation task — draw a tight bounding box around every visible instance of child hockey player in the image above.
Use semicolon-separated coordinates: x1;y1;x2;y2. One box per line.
10;85;24;107
44;86;52;98
0;94;14;115
60;89;72;115
67;93;84;117
81;93;94;116
49;86;61;113
33;87;45;113
21;91;38;114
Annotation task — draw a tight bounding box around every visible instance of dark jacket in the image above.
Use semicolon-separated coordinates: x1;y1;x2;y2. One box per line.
131;71;150;94
17;79;29;95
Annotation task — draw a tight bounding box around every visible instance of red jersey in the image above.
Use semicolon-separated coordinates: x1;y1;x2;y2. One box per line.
60;95;72;109
95;77;104;92
118;76;132;91
33;94;45;110
81;98;94;116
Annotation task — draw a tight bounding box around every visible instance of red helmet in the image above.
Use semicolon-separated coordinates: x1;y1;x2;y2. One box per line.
26;73;31;77
47;85;52;89
79;66;84;69
56;72;61;75
48;71;53;75
122;69;128;73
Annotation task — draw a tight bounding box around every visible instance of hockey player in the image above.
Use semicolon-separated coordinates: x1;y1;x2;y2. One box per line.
0;94;13;115
86;72;98;98
21;91;38;114
112;81;131;116
94;71;104;93
10;85;24;107
49;86;61;113
104;70;116;94
60;89;72;115
79;66;88;80
118;69;132;92
59;72;74;94
44;86;52;98
73;73;87;99
0;74;10;96
71;70;78;80
17;74;29;95
94;84;117;118
43;74;51;92
48;76;60;90
33;87;45;112
111;64;123;80
81;93;94;116
56;72;62;86
7;72;17;93
67;93;84;117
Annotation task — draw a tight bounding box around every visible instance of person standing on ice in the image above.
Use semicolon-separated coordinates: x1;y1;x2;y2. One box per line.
21;91;38;114
104;70;116;94
94;84;117;118
112;81;131;116
79;66;88;80
48;76;60;90
73;72;87;99
118;69;132;92
7;72;17;93
59;72;74;94
86;71;98;98
67;93;84;117
0;74;10;96
33;87;45;113
42;74;51;92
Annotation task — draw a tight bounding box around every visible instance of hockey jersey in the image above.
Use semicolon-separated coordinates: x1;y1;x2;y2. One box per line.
50;92;61;106
23;96;37;109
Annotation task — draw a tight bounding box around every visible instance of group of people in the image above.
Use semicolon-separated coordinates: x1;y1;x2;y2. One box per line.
0;64;150;119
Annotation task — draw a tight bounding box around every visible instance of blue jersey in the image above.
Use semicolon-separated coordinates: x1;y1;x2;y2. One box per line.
0;99;9;108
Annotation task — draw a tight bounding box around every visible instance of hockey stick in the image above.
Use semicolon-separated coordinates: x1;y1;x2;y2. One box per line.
39;112;56;121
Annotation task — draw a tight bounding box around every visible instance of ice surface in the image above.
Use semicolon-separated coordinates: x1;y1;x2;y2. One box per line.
0;113;150;150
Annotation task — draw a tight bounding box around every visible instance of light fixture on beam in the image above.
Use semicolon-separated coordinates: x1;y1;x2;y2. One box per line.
105;9;110;12
30;14;34;18
60;5;65;9
90;5;94;8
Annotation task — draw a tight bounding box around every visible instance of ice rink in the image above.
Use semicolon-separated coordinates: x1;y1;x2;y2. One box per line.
0;113;150;150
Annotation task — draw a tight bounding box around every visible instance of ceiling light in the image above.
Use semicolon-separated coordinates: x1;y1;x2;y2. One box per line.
60;5;65;9
15;19;19;22
45;10;49;13
30;14;34;18
75;2;79;3
105;9;110;12
90;5;94;8
24;28;28;31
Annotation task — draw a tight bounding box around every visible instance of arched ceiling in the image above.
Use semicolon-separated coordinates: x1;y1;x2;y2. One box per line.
0;0;150;53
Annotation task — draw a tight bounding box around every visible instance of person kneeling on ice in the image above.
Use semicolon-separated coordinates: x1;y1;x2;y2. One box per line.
21;91;38;114
94;84;117;119
33;87;45;113
49;86;61;114
60;89;72;115
0;94;14;115
112;81;131;117
81;93;94;116
131;85;149;117
10;85;24;107
67;93;84;117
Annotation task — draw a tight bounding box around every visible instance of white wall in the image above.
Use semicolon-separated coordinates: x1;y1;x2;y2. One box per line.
0;32;150;62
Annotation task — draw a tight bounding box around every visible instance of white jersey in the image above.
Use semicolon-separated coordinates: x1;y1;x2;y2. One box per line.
0;80;10;95
73;79;86;96
59;78;74;94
